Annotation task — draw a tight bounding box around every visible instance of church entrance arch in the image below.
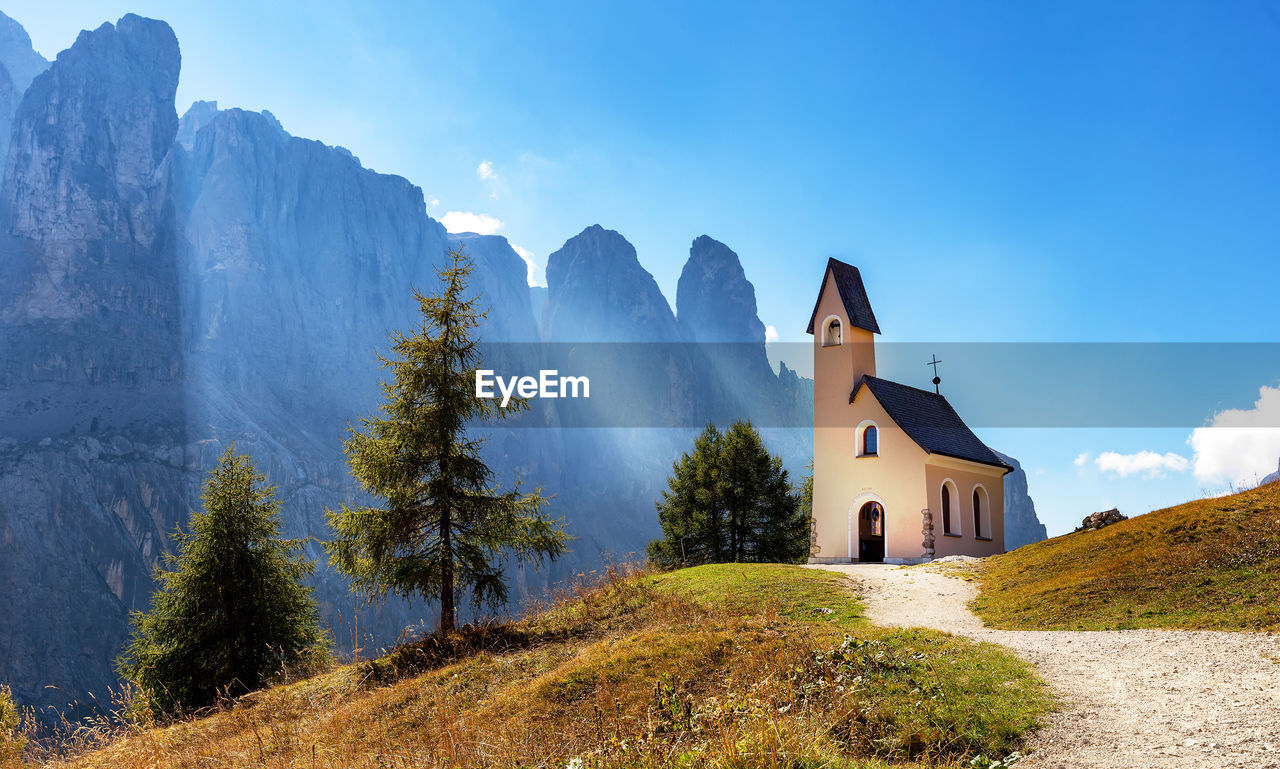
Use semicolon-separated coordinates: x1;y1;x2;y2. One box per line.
858;502;886;562
848;493;886;563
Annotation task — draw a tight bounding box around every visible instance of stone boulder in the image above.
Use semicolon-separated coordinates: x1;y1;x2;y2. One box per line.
1076;508;1128;532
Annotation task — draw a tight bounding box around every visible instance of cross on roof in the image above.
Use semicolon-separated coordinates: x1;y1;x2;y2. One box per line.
927;354;942;394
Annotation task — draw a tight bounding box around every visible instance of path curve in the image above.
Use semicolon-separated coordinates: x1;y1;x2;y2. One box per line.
809;563;1280;769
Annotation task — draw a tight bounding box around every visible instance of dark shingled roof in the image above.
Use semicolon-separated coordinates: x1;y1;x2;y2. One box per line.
806;257;880;335
852;375;1012;472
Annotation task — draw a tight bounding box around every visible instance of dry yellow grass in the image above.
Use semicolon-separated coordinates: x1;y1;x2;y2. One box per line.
17;564;1049;769
974;481;1280;630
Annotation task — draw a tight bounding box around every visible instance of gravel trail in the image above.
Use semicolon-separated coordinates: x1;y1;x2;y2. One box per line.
809;563;1280;769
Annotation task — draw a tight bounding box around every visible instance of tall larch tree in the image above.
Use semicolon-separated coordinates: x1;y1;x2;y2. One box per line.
327;247;568;632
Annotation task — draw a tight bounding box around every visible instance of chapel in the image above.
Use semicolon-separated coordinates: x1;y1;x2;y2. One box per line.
806;258;1010;564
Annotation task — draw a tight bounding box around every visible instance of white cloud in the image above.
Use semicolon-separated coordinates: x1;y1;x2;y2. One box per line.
477;161;497;181
428;197;440;207
1073;452;1090;467
764;325;779;343
1094;450;1190;479
1188;384;1280;487
440;211;503;236
510;243;545;287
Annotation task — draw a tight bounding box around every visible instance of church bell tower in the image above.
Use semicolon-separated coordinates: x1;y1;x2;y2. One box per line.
807;258;880;416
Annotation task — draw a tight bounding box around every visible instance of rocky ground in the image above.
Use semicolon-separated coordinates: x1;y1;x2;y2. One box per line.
809;563;1280;769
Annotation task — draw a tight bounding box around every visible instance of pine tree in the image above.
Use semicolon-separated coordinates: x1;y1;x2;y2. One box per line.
117;447;328;715
649;424;724;566
326;247;568;631
749;438;810;564
648;420;804;566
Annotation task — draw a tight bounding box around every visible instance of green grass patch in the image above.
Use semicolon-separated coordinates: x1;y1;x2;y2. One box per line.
653;562;867;626
975;482;1280;630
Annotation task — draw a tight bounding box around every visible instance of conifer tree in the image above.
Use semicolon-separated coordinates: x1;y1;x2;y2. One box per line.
648;420;804;566
118;448;328;715
326;247;567;631
649;424;724;566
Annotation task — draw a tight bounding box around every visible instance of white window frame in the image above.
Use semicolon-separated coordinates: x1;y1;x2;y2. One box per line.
940;478;961;536
971;483;992;539
821;314;843;347
847;492;887;560
855;419;880;457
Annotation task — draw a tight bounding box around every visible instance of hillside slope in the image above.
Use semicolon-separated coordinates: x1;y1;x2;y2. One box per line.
45;565;1049;769
974;482;1280;631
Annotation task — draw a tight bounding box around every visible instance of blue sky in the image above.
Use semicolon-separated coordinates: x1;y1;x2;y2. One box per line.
10;1;1280;535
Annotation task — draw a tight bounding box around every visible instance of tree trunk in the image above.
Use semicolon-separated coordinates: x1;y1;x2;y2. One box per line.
440;511;455;632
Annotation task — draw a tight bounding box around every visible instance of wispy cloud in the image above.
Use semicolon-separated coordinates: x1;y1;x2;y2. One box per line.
1094;450;1190;479
1073;452;1090;467
476;160;508;200
1188;384;1280;487
764;325;779;343
510;243;545;287
440;211;503;235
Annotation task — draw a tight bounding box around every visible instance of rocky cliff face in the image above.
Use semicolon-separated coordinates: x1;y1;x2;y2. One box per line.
674;235;802;428
0;15;190;716
174;99;218;149
0;12;47;95
0;11;47;179
543;224;683;343
993;450;1049;549
677;235;766;345
449;232;539;343
175;105;451;427
0;14;183;436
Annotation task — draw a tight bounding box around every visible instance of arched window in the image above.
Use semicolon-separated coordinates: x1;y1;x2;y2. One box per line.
859;502;884;536
972;485;991;539
862;425;878;456
942;484;953;535
824;317;842;346
973;489;982;537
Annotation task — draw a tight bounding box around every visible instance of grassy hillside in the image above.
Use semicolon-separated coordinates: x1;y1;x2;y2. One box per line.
36;564;1050;769
974;482;1280;631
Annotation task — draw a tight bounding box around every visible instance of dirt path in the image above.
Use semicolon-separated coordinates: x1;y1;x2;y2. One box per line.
809;563;1280;769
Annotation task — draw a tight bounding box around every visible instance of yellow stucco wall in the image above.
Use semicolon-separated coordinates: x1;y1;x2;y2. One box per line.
812;391;930;561
924;458;1007;557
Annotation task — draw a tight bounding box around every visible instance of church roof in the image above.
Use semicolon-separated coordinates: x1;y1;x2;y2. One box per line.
852;375;1012;472
805;258;880;335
